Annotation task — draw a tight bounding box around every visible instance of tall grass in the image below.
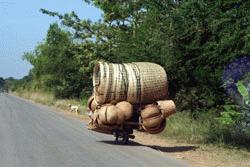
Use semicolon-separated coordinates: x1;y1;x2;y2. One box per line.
13;89;88;115
162;112;214;144
14;90;56;105
161;111;250;148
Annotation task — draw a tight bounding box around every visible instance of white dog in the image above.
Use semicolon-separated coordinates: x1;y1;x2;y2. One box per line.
68;104;80;113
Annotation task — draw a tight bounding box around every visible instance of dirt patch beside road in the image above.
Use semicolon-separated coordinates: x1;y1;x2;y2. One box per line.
134;132;250;167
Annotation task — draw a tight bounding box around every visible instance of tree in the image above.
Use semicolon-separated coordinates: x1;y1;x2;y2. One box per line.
0;77;5;92
23;23;85;98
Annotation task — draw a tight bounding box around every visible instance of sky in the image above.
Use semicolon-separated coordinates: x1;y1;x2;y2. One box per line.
0;0;102;79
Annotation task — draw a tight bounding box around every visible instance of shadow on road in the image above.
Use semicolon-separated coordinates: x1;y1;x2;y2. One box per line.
148;145;198;153
98;140;198;153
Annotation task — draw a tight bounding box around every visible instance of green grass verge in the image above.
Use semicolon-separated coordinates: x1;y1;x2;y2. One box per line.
13;90;88;115
162;112;212;144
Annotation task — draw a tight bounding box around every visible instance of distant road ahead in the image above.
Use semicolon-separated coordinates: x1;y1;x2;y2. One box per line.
0;93;187;167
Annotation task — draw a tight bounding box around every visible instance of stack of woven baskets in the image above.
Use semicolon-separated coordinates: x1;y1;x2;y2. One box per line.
87;62;176;134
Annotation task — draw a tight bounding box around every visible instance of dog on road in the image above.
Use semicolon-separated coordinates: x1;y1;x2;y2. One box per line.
68;104;80;113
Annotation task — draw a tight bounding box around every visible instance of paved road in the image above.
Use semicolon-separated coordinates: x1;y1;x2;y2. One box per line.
0;93;187;167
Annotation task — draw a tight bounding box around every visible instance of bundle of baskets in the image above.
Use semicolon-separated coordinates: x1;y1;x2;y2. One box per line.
87;62;176;134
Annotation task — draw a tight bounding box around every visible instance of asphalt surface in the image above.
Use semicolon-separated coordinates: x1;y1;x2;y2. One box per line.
0;93;188;167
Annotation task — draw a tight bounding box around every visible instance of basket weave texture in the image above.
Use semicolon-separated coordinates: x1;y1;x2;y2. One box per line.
93;62;168;105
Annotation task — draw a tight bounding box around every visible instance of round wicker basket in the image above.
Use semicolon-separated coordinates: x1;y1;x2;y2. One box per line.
98;105;118;125
143;119;166;134
93;62;168;105
87;95;98;112
116;101;133;120
141;104;161;119
142;114;163;128
157;100;176;118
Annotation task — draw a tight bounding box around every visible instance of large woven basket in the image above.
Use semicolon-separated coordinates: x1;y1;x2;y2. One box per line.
93;62;168;105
